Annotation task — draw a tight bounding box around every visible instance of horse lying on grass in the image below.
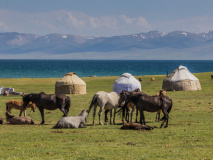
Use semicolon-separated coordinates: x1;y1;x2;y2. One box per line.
53;110;88;129
6;100;36;117
119;90;172;128
121;123;154;130
5;112;34;124
22;92;71;124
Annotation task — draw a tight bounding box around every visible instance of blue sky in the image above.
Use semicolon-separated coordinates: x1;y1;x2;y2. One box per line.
1;0;213;36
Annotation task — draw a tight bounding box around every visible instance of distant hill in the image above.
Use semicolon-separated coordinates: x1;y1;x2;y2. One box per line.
1;30;213;59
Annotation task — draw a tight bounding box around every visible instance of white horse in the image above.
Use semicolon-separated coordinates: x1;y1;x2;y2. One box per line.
53;110;88;129
88;91;121;125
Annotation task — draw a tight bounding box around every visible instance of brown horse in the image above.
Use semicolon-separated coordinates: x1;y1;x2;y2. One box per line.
119;90;172;128
22;92;70;124
6;100;36;117
5;112;34;124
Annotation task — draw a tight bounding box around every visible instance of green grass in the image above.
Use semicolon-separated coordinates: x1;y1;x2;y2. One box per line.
0;73;213;160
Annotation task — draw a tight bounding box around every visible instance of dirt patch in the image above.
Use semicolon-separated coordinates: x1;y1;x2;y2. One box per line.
51;130;64;133
70;131;85;133
127;142;136;146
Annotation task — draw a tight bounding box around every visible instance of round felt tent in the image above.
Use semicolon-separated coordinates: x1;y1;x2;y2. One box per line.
113;73;141;93
162;65;201;91
55;72;86;94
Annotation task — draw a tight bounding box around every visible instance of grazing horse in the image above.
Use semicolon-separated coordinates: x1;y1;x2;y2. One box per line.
6;100;36;117
22;92;70;124
119;89;147;123
5;112;34;124
53;110;88;129
88;91;121;125
119;90;172;128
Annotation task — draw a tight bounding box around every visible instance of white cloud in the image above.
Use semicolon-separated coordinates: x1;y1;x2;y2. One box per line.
1;9;212;36
0;9;150;36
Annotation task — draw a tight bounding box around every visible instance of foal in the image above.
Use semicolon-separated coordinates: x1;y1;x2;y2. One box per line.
6;100;36;117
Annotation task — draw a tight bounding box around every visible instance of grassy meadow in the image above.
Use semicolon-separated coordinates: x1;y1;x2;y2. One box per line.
0;72;212;160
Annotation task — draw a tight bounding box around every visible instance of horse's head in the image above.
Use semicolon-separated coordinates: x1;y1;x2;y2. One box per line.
29;102;36;112
5;112;14;121
158;89;166;96
133;88;140;92
79;110;88;123
118;90;131;107
21;94;31;109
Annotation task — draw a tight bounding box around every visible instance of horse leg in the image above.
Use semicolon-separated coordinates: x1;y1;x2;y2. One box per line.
113;107;117;125
59;107;67;117
135;109;138;123
130;107;135;123
39;107;45;124
19;110;22;117
160;109;169;128
122;106;125;124
104;110;109;124
110;109;113;124
139;109;145;125
125;107;130;123
98;106;104;125
156;110;161;122
93;104;97;125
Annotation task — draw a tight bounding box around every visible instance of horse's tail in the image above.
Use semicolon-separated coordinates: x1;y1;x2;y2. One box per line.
116;101;127;119
65;96;71;115
88;94;98;114
6;101;11;112
160;98;173;121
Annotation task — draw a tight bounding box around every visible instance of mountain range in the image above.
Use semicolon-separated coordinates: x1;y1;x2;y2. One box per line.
1;30;213;59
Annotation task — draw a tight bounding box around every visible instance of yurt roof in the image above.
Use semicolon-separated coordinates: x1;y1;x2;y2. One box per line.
113;73;141;93
56;72;86;86
115;73;139;84
170;65;198;82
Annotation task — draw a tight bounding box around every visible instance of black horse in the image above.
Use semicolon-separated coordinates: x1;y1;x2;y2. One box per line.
22;92;70;124
119;90;172;128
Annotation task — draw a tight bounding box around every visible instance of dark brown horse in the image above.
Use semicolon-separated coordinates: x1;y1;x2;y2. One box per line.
119;90;172;128
22;92;70;124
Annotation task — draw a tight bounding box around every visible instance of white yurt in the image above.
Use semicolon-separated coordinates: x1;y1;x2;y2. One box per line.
162;65;201;91
113;73;141;93
55;72;86;94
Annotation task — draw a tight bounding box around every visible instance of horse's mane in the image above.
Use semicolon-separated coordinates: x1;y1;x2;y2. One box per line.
78;110;86;116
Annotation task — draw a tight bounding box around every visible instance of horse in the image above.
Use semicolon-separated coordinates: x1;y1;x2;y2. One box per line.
5;112;34;124
119;89;147;123
22;92;70;124
121;123;154;130
151;77;155;82
119;90;172;128
53;110;88;129
6;100;36;117
88;91;121;125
